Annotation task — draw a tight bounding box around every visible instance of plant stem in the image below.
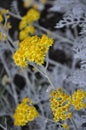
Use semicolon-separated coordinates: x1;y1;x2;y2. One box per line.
0;124;7;130
45;70;55;89
35;65;55;89
70;118;78;130
0;55;18;105
0;7;73;45
39;114;62;126
29;62;55;89
34;23;74;45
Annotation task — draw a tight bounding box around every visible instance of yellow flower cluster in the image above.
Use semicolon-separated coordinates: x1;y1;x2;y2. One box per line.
13;98;38;126
19;25;35;41
50;88;72;122
50;88;86;123
19;8;40;40
23;0;47;8
23;0;33;8
19;8;40;30
13;34;54;67
62;123;69;130
72;89;86;110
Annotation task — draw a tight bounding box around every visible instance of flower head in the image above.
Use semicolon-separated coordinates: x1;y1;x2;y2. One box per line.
72;89;86;110
26;8;40;22
19;25;35;40
19;8;40;30
62;123;69;130
13;98;38;126
23;0;33;8
13;35;54;67
50;88;72;122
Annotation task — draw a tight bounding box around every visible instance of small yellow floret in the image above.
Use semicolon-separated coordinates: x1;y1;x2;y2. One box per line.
0;32;2;40
19;30;28;41
32;4;39;9
19;19;27;30
0;14;3;22
62;123;69;130
22;97;32;105
41;0;47;4
24;25;35;34
19;26;35;40
0;32;7;41
23;0;33;8
0;9;9;14
13;98;38;126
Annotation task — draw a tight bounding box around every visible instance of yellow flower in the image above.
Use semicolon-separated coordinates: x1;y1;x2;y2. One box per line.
0;32;2;40
50;88;72;122
0;9;9;15
22;97;32;105
41;0;47;4
32;4;39;9
19;8;40;30
19;25;35;40
50;88;86;124
13;35;54;67
6;22;12;30
26;8;40;23
13;98;38;126
71;89;86;110
23;0;33;8
62;123;69;130
0;14;3;22
24;25;35;34
19;18;27;30
13;48;27;67
19;30;28;41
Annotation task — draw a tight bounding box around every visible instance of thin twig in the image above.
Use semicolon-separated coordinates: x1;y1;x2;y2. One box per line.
0;124;7;130
70;118;78;130
34;23;74;45
0;55;18;105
